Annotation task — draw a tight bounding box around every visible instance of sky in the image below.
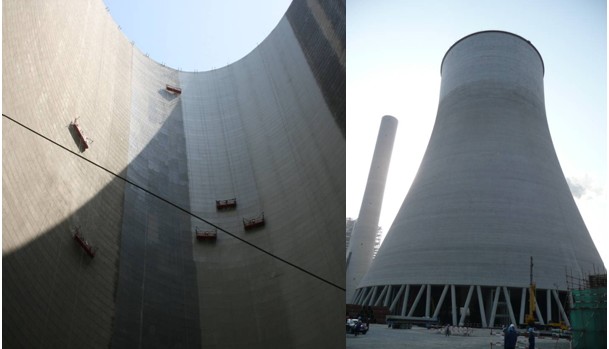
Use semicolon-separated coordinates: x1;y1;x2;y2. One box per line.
347;0;608;266
103;0;291;71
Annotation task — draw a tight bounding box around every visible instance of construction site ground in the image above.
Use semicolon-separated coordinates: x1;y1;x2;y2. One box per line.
346;324;571;349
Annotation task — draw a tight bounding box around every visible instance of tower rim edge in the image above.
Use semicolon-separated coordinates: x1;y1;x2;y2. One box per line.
440;30;545;77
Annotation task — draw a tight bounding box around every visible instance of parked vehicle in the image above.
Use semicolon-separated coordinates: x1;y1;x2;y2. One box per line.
346;318;368;335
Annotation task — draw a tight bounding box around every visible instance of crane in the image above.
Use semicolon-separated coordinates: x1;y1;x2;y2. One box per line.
525;256;536;326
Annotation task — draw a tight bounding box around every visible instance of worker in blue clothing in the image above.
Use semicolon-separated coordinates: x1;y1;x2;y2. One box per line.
527;327;536;349
504;324;518;349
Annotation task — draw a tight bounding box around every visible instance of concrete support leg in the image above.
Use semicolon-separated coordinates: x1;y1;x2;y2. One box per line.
374;285;388;306
383;285;392;307
358;288;368;305
552;289;570;327
477;285;487;328
407;284;426;317
353;289;360;304
502;286;517;326
546;289;552;323
352;288;362;304
459;285;474;326
534;300;545;325
489;286;501;327
356;287;368;305
432;284;450;320
451;285;457;326
356;288;365;304
519;287;526;325
361;287;374;305
400;285;411;316
389;284;405;313
367;286;378;306
425;284;431;318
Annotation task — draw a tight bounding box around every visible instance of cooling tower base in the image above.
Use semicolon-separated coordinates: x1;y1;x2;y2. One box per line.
353;284;570;328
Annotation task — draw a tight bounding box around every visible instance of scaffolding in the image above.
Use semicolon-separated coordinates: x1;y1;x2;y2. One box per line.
69;118;92;150
216;198;237;210
567;272;607;349
243;213;265;231
72;227;96;258
195;227;217;242
165;84;182;94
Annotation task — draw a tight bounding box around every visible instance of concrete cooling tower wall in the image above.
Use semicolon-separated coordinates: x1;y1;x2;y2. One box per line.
3;0;345;348
353;31;605;328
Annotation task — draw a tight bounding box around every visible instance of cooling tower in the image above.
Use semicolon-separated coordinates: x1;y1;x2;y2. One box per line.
354;31;605;328
3;0;345;348
346;115;397;302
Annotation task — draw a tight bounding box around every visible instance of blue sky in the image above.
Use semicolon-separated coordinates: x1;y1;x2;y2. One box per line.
347;0;607;264
104;0;291;71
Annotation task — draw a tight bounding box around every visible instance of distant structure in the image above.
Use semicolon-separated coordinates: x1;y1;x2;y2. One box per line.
353;31;605;328
3;0;345;348
373;226;383;259
346;218;383;258
346;115;398;302
346;218;356;250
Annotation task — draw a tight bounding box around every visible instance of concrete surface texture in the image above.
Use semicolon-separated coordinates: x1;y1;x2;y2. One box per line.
3;0;345;348
346;115;397;302
346;324;571;349
354;31;605;326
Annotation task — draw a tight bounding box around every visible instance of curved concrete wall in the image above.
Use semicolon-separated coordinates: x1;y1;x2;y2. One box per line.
3;0;345;348
360;31;604;291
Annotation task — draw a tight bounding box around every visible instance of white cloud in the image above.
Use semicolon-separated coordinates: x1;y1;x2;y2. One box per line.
566;174;604;200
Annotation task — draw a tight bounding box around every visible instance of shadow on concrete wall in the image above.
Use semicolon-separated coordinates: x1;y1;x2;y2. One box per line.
3;170;126;348
3;104;205;348
111;100;202;349
3;97;298;348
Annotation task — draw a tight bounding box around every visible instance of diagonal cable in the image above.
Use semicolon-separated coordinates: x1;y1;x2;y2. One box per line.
3;113;345;292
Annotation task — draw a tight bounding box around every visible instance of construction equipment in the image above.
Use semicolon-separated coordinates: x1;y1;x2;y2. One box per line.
525;256;536;325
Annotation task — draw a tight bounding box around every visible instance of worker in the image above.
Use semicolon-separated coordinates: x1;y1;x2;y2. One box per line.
504;324;518;349
528;327;536;349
